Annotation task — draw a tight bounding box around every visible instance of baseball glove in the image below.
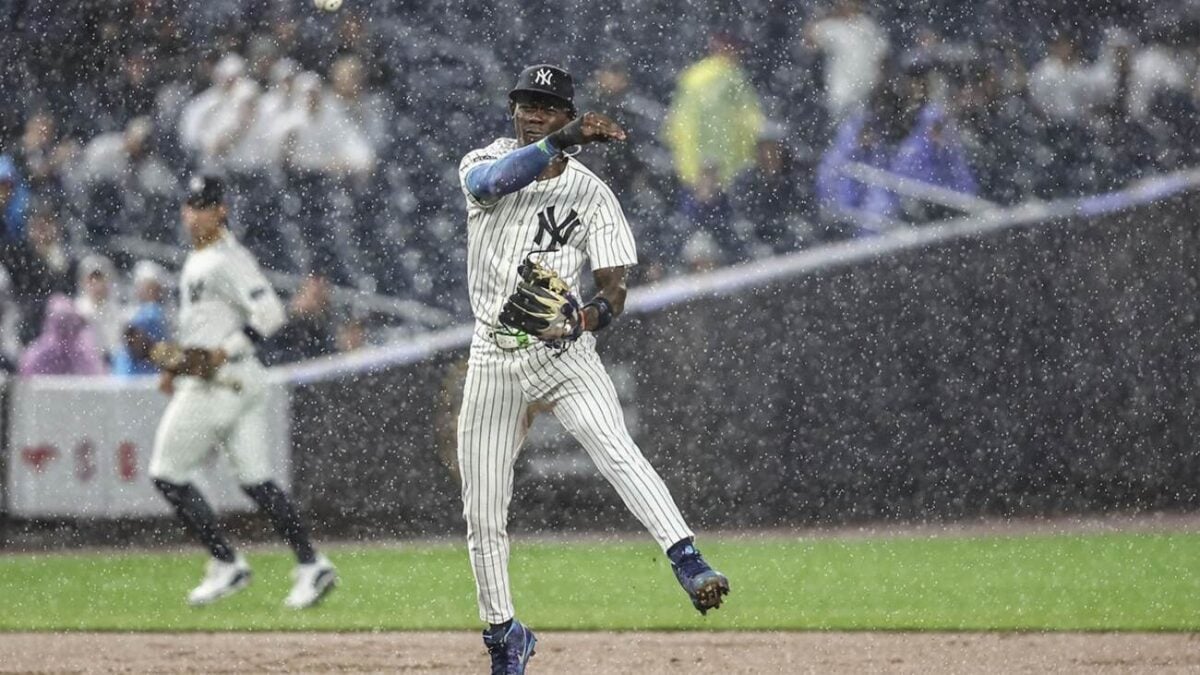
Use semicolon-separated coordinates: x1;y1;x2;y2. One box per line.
149;342;223;379
498;254;582;344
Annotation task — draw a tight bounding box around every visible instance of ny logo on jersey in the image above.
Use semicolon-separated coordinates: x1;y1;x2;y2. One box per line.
534;68;553;86
534;206;580;249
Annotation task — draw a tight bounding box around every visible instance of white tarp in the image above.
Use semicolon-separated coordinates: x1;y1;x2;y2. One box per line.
6;376;290;517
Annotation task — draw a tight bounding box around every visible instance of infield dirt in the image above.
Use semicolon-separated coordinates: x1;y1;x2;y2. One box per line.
2;631;1199;674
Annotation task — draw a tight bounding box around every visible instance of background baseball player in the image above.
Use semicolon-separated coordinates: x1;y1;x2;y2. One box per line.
147;175;336;609
457;64;730;673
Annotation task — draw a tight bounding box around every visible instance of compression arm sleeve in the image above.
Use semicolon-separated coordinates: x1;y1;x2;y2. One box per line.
465;139;557;203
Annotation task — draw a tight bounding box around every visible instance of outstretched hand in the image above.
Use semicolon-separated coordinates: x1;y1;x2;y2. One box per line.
577;112;627;142
548;112;627;149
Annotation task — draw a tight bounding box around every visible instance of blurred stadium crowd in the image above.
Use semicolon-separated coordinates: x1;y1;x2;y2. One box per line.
0;0;1198;373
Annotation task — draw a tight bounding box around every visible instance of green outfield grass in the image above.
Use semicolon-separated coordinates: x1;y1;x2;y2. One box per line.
0;532;1197;631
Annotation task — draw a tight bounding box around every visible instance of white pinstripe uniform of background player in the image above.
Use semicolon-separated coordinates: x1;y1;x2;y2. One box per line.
151;225;283;490
148;174;336;609
456;65;729;670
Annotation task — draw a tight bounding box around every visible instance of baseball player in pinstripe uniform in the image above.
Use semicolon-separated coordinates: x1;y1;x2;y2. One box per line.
147;175;336;609
458;65;730;674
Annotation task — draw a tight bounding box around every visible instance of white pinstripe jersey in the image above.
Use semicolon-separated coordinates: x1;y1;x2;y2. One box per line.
458;137;637;326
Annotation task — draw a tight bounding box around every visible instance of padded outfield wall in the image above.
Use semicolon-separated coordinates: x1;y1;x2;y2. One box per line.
287;177;1200;538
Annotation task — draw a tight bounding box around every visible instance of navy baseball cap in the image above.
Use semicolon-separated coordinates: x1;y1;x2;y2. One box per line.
184;174;225;208
509;64;575;110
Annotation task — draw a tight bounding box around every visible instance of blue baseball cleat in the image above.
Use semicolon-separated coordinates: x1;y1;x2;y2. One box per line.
483;619;537;674
670;542;731;615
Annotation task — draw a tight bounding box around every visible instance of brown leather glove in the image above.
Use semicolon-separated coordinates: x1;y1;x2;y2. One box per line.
149;342;224;380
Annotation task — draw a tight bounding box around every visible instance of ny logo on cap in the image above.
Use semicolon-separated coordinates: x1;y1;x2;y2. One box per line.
534;68;553;86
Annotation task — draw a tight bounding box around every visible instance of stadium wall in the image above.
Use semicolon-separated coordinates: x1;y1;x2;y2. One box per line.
4;377;291;518
286;174;1200;537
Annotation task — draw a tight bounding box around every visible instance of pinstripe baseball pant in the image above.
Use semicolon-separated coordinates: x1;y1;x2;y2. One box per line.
457;329;694;623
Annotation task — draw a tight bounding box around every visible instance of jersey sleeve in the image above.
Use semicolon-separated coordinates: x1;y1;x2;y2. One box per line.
458;139;510;210
585;183;638;270
217;249;287;354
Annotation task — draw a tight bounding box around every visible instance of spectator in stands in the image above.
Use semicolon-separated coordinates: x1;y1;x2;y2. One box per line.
1028;32;1116;122
74;254;123;362
816;76;919;235
77;116;176;242
731;123;810;255
16;111;67;203
1028;31;1135;197
265;275;336;364
18;294;106;376
227;57;301;180
333;10;381;63
850;67;977;225
681;230;723;273
955;53;1040;204
1128;19;1200;120
283;72;376;178
335;315;367;353
578;61;678;265
677;165;740;261
80;116;177;201
278;72;375;283
805;0;890;121
104;50;159;121
1147;80;1200;170
221;57;304;272
112;261;171;376
6;1;1200;310
664;32;764;193
178;53;260;171
580;61;668;195
901;27;978;113
151;49;205;168
112;303;169;376
245;35;281;85
588;61;666;141
0;156;32;242
2;203;75;342
864;98;978;224
267;11;302;58
329;54;394;160
128;259;171;320
1090;31;1162;189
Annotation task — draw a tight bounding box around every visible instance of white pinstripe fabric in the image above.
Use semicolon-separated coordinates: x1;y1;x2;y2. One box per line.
456;141;693;623
458;334;694;623
458;138;637;324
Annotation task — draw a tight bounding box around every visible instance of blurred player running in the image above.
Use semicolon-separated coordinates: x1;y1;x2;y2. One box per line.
147;175;336;609
458;65;730;674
